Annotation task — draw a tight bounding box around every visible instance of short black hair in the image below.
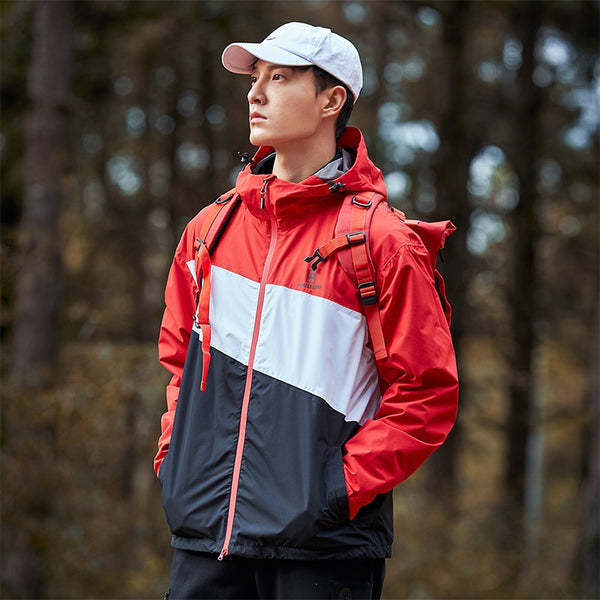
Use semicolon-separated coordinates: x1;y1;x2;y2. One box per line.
311;66;354;139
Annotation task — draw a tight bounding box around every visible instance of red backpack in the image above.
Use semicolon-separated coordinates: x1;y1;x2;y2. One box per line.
192;189;454;388
303;191;455;362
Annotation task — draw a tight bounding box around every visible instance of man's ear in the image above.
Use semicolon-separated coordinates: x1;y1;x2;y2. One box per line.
322;85;347;118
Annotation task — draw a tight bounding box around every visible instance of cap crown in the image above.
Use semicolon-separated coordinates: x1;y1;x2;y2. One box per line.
222;22;363;102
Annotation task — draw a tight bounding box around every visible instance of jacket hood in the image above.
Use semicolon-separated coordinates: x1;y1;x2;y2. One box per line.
234;127;387;223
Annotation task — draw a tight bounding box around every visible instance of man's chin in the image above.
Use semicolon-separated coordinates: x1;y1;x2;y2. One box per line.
249;132;268;147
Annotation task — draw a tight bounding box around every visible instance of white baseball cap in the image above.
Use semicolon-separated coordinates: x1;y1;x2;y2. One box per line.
221;22;363;103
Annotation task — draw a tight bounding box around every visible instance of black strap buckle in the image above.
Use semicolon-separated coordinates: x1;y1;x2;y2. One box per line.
304;249;327;271
215;193;234;205
351;195;372;208
358;281;378;306
194;237;206;252
346;231;366;247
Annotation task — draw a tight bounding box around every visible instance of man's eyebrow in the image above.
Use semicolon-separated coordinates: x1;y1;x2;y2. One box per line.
250;63;297;74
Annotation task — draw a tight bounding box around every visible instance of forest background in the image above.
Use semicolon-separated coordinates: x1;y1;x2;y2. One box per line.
0;1;598;598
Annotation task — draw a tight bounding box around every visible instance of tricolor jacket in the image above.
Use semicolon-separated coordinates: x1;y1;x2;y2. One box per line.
155;127;459;560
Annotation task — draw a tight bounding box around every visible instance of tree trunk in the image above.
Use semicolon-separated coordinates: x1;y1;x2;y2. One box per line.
424;0;473;501
504;1;543;516
578;307;599;598
11;0;73;384
3;2;73;596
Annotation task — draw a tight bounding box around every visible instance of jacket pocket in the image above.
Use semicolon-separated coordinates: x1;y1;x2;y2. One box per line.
321;445;350;525
231;443;350;549
158;450;170;486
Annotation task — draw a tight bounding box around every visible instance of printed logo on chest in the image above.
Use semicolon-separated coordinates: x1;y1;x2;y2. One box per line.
297;267;322;291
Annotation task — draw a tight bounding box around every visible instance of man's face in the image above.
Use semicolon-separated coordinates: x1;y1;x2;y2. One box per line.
247;60;326;149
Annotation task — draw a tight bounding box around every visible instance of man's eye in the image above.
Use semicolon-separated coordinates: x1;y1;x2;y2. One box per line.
272;73;283;80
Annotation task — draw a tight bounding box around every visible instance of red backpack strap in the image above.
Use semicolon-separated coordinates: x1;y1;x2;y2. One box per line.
193;190;240;391
343;193;388;361
304;191;388;362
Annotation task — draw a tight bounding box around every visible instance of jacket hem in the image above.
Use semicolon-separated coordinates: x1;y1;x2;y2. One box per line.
171;535;391;560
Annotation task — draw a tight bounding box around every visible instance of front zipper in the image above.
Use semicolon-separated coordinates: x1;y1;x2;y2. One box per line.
260;178;268;212
219;177;276;560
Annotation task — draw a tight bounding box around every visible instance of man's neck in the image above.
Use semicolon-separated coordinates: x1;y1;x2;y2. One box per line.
272;138;338;183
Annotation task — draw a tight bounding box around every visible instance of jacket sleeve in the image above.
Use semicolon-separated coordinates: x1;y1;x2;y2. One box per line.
343;238;459;518
154;227;198;477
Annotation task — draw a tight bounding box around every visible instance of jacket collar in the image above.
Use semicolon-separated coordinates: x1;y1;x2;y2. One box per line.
234;127;387;224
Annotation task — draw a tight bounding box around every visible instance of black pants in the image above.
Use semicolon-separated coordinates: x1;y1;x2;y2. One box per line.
166;549;385;600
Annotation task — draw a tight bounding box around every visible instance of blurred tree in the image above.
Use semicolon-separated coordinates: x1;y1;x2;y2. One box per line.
423;0;474;502
576;306;599;599
503;0;544;518
4;1;73;596
11;0;73;384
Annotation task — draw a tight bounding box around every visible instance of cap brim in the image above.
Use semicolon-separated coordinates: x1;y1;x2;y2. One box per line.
222;42;313;74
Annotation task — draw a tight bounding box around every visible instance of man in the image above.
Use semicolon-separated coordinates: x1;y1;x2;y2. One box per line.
156;22;459;600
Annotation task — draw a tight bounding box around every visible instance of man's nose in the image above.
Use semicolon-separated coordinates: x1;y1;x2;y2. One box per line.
248;83;265;105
